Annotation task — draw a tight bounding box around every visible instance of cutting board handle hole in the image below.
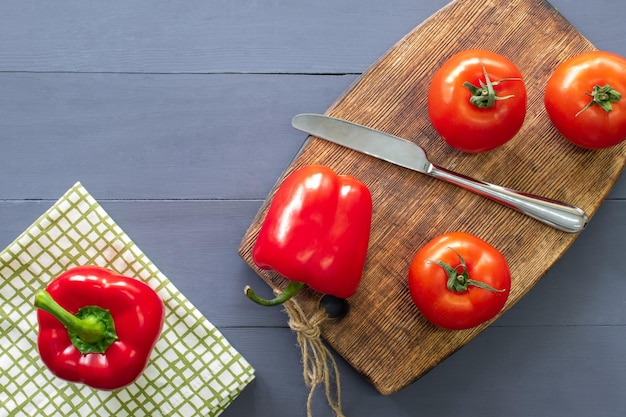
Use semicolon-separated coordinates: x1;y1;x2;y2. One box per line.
319;295;349;320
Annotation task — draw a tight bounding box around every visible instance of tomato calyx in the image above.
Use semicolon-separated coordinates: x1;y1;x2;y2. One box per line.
576;84;622;116
463;66;521;109
429;247;505;293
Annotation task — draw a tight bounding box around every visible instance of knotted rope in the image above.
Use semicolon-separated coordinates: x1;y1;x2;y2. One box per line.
283;298;345;417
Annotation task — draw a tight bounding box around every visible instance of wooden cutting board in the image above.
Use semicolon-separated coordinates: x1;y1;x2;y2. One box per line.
238;0;626;395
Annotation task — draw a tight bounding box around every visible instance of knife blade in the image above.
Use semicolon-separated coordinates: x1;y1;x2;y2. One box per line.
292;113;588;233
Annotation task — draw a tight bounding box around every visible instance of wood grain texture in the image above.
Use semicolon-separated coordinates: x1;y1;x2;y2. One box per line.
239;0;626;394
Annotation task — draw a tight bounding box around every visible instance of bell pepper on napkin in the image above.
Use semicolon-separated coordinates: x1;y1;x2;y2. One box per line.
34;265;165;390
245;164;372;306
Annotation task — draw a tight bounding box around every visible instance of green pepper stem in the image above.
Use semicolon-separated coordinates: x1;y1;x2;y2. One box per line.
244;281;305;306
34;290;118;353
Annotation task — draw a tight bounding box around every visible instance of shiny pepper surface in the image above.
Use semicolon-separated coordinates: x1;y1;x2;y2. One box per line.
246;165;372;306
34;266;165;390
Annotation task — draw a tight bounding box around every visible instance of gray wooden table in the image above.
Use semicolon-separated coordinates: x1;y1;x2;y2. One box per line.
1;1;624;416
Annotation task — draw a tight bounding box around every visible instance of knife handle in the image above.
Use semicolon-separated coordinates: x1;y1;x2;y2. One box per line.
428;165;588;233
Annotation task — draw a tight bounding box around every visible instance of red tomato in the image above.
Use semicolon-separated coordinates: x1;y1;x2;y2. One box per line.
408;232;511;330
544;51;626;149
428;49;527;153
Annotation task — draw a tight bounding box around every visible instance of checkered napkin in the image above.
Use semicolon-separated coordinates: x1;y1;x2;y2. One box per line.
0;182;255;417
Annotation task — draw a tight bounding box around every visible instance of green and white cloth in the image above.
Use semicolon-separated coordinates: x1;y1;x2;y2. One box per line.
0;182;255;417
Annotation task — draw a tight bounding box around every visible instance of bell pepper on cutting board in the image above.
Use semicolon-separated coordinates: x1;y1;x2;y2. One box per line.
245;164;373;306
34;266;165;390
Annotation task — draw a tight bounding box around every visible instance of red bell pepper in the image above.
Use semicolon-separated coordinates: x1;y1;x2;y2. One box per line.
34;266;165;390
245;164;372;306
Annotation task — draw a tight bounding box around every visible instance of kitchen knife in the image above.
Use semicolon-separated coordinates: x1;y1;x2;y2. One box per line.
292;113;588;233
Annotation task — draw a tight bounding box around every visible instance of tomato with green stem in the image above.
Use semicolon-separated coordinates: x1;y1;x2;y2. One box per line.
428;49;527;153
408;232;511;330
544;51;626;149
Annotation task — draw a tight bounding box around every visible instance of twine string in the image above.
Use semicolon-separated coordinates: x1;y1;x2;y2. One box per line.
283;298;345;417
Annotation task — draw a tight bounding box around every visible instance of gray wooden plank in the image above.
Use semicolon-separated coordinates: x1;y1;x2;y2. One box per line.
0;0;449;73
2;199;624;329
0;1;623;74
498;199;626;326
221;326;626;417
1;71;624;201
608;172;625;199
0;73;357;199
0;199;289;328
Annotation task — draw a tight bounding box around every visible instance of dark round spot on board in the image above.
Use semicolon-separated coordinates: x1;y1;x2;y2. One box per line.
320;295;349;319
